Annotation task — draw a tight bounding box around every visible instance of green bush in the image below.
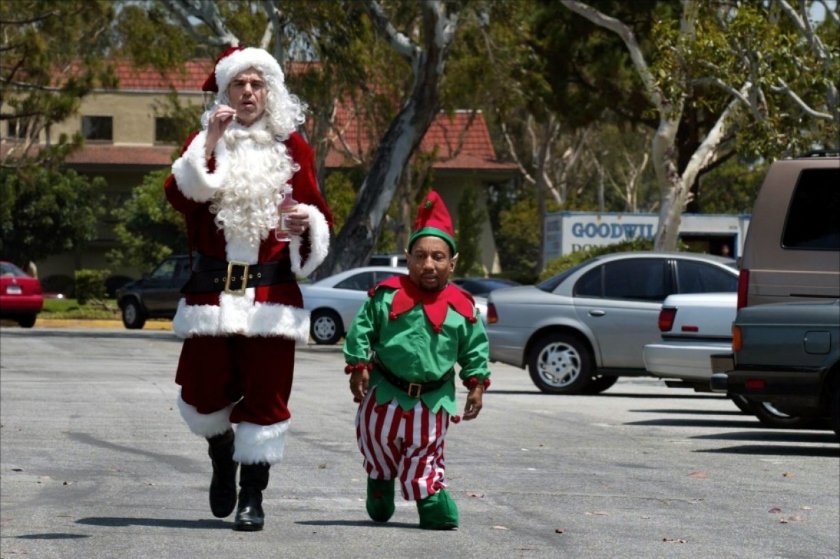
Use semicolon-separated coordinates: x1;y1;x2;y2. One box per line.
74;269;109;305
539;239;655;282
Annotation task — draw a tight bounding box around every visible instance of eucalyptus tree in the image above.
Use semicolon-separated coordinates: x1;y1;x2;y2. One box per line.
0;0;117;266
149;0;468;275
0;0;117;170
560;0;839;250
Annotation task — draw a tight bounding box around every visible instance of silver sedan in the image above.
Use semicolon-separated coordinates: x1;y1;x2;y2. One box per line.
486;251;738;395
301;266;408;344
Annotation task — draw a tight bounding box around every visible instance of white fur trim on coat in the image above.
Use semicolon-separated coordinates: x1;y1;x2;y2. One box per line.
177;393;233;438
234;420;289;465
172;294;310;341
289;203;330;278
171;131;231;202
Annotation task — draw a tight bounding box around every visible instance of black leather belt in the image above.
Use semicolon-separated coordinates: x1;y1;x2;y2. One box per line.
181;254;295;295
374;355;455;398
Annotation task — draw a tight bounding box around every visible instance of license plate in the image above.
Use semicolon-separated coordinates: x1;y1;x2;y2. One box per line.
6;285;22;295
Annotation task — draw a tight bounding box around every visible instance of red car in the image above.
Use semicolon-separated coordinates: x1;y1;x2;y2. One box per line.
0;261;44;328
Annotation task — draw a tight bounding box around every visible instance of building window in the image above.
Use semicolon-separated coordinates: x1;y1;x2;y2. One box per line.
6;118;30;140
82;116;113;141
154;117;180;144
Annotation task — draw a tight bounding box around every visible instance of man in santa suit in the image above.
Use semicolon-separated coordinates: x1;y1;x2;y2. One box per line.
164;46;332;532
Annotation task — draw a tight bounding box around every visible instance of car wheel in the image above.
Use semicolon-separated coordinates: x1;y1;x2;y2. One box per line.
749;400;818;429
310;309;343;345
16;314;37;328
730;395;754;414
121;299;147;330
527;333;594;394
582;375;619;395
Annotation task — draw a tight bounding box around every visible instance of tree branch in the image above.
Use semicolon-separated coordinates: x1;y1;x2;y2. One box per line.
161;0;239;47
683;83;749;186
771;78;833;119
693;75;759;117
261;1;284;59
560;0;666;113
364;0;417;63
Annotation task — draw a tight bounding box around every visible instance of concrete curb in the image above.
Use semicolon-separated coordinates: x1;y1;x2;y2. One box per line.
32;318;173;330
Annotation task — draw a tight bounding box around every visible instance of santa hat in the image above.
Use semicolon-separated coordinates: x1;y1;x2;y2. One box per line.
408;190;457;254
202;46;285;94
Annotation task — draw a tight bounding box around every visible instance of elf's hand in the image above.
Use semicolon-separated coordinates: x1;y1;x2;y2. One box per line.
349;369;369;403
462;385;484;420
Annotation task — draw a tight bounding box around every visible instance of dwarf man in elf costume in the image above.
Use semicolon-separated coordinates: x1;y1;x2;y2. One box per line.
343;191;491;530
164;46;332;531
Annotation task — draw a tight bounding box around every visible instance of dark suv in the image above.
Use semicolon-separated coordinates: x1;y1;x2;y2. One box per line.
116;255;190;329
711;152;840;432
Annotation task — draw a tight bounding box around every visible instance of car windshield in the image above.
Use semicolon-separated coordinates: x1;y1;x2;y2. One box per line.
536;260;592;292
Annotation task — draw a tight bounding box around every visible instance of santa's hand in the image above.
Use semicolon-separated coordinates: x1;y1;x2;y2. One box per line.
205;105;237;160
285;208;310;236
462;385;484;420
349;369;369;403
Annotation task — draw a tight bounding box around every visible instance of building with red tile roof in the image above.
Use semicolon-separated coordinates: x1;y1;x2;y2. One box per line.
2;59;518;282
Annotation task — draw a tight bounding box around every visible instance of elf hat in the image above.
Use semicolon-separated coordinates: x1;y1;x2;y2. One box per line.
407;190;457;254
201;46;285;94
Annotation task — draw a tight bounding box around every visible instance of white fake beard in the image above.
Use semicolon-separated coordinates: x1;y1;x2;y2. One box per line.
210;121;296;252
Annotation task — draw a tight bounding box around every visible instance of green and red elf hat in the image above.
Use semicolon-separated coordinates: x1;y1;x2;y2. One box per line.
407;190;457;255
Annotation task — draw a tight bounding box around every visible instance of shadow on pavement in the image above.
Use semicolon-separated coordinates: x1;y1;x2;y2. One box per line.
16;533;90;540
624;417;760;429
631;408;743;416
489;390;724;399
67;432;198;474
296;519;421;529
76;517;228;529
693;430;839;445
694;445;839;457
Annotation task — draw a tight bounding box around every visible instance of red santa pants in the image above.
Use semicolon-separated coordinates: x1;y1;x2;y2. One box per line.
356;386;450;501
176;335;295;426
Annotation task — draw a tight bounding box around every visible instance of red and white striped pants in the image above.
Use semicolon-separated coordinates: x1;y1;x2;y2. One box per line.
356;386;450;501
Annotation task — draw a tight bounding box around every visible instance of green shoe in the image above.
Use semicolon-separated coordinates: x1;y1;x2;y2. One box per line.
366;478;395;523
416;489;459;530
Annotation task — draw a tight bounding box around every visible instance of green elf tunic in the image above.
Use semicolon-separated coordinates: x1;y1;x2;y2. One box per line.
344;275;491;416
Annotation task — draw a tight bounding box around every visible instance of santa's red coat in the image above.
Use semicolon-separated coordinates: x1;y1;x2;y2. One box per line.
164;130;332;341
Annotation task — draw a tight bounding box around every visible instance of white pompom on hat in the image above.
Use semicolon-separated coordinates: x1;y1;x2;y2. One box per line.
201;46;285;94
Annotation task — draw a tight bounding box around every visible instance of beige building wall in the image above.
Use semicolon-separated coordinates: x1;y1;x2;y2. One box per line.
8;85;514;292
49;90;204;144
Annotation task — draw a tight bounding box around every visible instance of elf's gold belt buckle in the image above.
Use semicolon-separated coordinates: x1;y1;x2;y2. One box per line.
224;261;249;295
407;383;423;398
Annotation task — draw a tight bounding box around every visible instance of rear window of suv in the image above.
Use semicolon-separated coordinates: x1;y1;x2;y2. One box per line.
782;168;840;250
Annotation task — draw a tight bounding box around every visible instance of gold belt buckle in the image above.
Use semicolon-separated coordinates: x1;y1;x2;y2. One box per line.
224;261;249;295
407;383;422;398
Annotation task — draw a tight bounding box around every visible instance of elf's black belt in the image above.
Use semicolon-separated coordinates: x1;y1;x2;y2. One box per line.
373;355;455;398
181;254;295;295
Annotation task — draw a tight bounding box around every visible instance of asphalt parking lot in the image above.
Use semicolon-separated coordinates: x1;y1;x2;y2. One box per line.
1;325;838;559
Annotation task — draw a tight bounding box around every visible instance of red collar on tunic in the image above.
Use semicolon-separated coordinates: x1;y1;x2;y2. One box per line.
371;275;476;333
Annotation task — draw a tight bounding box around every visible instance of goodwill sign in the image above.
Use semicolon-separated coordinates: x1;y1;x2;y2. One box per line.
543;211;751;261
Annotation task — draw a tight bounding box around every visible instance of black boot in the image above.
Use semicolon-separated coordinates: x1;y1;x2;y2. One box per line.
234;463;270;532
207;429;238;518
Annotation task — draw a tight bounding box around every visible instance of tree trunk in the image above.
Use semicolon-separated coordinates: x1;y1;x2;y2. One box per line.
317;1;459;276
